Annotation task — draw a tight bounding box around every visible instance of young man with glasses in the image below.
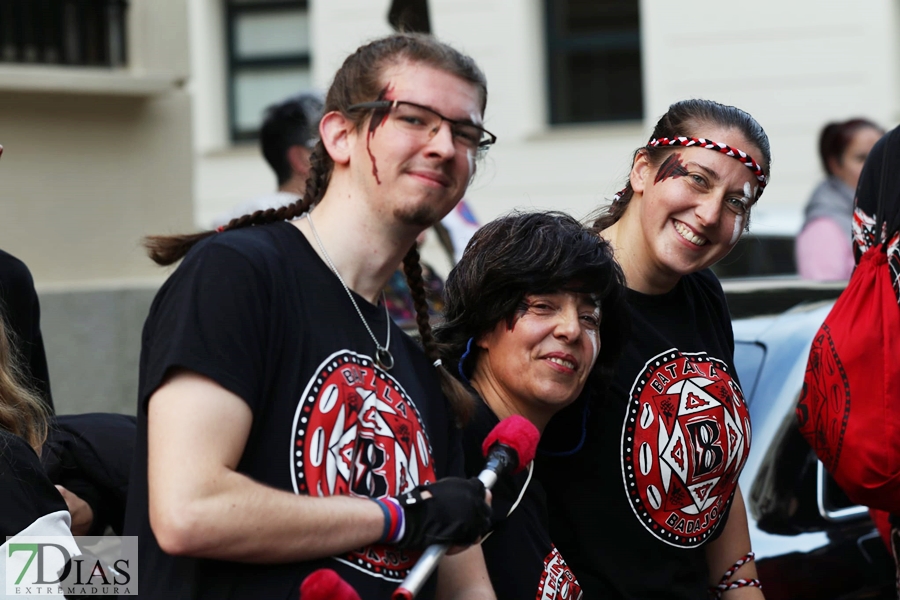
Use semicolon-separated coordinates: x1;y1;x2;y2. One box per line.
125;33;497;599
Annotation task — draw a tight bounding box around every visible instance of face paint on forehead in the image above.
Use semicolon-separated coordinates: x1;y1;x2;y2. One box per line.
365;84;395;185
654;153;689;184
743;181;759;201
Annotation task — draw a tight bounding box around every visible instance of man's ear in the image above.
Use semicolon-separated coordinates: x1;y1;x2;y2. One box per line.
320;110;353;166
826;156;841;177
630;150;651;195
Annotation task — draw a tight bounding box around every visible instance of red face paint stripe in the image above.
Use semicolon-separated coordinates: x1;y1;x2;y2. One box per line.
365;84;395;185
654;152;689;184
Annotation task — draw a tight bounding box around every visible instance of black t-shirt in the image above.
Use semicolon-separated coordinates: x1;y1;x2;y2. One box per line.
463;399;582;600
0;429;67;537
124;221;463;599
537;270;751;599
0;249;53;411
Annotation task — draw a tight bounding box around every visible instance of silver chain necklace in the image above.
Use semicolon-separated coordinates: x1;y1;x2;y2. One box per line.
306;211;394;370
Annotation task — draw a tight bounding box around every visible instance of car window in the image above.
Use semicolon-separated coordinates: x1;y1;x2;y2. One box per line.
732;341;765;404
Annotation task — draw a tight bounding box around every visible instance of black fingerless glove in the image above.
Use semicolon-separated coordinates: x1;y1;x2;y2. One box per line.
394;477;491;550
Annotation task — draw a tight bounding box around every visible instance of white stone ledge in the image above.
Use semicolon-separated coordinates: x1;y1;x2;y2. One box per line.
0;65;181;97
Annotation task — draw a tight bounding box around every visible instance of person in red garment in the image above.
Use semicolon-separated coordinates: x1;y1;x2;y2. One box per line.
847;126;900;597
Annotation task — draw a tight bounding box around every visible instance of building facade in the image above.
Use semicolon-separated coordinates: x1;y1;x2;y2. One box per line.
192;0;900;273
1;0;897;412
0;0;192;413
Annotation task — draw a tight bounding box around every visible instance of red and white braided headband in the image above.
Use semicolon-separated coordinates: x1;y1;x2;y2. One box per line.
614;135;768;201
649;136;768;191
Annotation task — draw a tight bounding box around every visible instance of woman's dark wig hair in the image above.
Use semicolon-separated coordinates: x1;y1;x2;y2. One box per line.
435;210;628;393
142;32;488;424
818;118;883;176
592;98;772;232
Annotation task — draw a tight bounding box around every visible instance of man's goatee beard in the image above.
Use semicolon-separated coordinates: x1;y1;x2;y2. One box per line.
395;204;440;228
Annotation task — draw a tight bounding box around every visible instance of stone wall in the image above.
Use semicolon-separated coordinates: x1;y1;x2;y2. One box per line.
39;285;160;416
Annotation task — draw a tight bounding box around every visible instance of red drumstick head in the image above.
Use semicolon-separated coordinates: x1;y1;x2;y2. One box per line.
299;568;361;600
481;414;540;474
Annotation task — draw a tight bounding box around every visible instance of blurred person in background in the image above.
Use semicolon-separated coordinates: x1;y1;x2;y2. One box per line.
0;238;135;537
0;300;65;540
383;230;445;332
0;144;70;545
212;93;324;229
796;118;883;280
0;247;53;410
439;199;481;264
0;144;53;412
0;305;85;590
384;199;481;332
436;210;628;599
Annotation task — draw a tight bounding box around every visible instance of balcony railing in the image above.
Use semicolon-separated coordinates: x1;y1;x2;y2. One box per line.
0;0;127;67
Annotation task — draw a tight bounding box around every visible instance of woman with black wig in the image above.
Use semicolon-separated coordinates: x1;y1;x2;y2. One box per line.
435;211;628;599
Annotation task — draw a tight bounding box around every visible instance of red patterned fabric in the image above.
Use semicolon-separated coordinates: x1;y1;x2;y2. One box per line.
797;245;900;512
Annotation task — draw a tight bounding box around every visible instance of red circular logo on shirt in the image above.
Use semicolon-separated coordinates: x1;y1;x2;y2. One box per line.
622;350;751;547
290;350;437;580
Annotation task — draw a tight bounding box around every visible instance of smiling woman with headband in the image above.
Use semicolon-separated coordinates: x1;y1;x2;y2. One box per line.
537;99;772;599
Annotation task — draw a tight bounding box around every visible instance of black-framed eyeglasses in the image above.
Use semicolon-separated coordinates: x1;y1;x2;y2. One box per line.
347;100;497;152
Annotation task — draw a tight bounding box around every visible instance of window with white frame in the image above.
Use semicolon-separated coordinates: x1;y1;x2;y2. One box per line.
226;0;312;141
545;0;642;125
